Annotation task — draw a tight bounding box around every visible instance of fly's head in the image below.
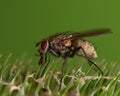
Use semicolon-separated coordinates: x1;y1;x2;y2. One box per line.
36;40;49;65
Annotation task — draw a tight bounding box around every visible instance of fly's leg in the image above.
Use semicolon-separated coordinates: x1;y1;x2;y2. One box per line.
79;47;104;75
74;47;104;75
58;57;67;91
61;57;67;76
87;59;104;75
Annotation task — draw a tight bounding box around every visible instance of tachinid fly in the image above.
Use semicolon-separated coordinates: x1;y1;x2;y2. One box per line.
36;28;112;76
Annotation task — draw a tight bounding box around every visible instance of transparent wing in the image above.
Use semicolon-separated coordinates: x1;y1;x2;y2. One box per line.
68;28;112;40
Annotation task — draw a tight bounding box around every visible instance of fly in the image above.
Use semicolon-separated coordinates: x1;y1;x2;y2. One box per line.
36;28;112;77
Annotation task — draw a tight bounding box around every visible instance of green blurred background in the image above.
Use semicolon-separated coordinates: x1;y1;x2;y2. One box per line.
0;0;120;68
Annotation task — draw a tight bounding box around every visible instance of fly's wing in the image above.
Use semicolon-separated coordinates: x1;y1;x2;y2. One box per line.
67;28;112;40
49;28;111;48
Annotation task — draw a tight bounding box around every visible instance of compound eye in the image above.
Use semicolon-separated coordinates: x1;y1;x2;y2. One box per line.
40;40;49;53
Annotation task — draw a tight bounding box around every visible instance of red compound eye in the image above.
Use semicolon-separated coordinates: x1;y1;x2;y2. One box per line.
40;40;49;53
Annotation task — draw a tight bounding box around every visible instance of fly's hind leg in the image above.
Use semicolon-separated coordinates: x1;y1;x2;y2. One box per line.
75;47;104;75
87;59;104;75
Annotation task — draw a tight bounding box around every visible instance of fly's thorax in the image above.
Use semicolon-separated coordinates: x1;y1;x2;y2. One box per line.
72;39;98;59
49;34;65;43
61;39;72;47
49;35;73;57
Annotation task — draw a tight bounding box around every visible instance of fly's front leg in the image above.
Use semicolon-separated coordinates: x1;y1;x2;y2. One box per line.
50;48;60;57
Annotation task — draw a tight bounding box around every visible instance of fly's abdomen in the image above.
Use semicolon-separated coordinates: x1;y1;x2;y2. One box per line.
73;39;98;59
